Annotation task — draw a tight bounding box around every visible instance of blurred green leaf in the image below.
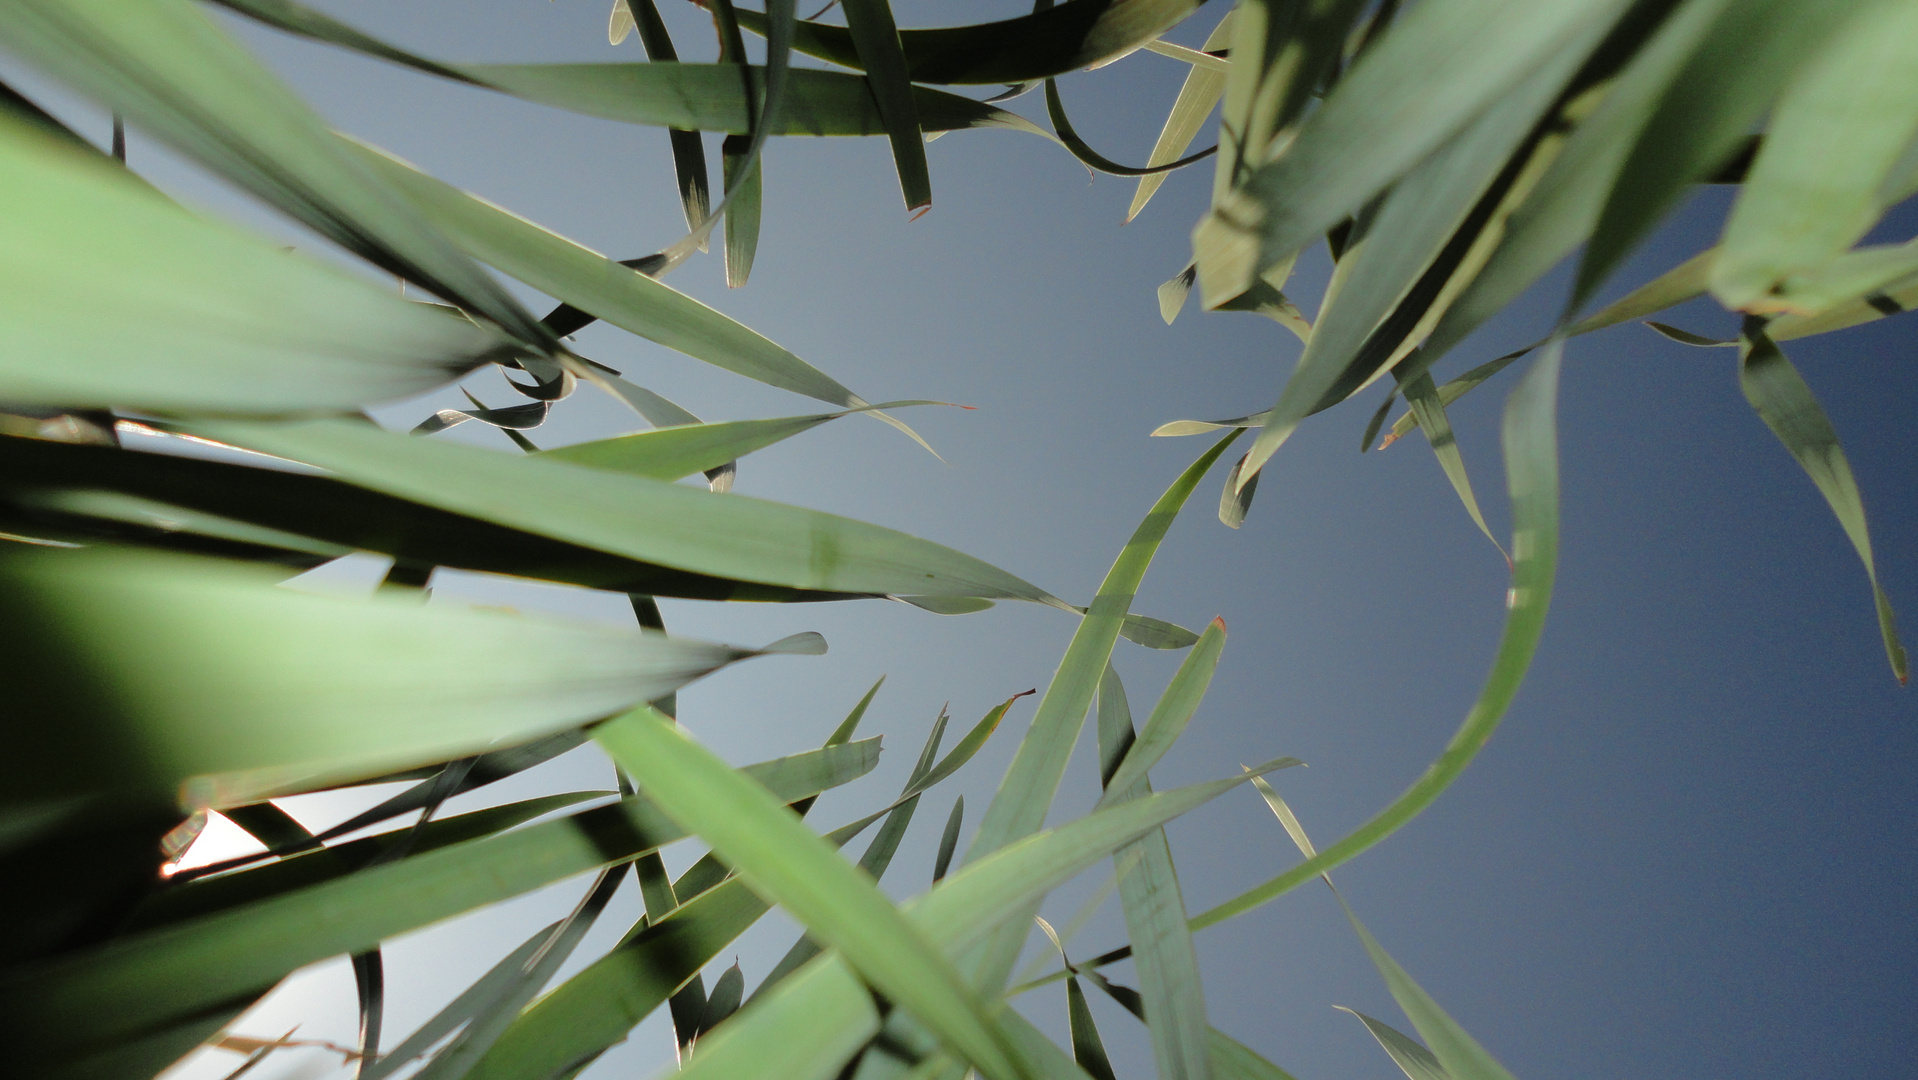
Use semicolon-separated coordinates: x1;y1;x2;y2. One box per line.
0;739;879;1069
0;0;550;347
1336;1008;1451;1080
0;112;508;414
1737;322;1906;682
1765;240;1918;317
1339;900;1520;1080
1209;1030;1302;1080
1712;0;1918;308
0;546;766;811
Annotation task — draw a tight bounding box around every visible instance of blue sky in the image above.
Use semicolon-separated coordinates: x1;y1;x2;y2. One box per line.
16;2;1911;1078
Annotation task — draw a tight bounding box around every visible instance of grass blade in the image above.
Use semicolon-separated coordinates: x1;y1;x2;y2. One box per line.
1398;371;1507;560
1097;620;1228;803
1338;900;1519;1080
595;707;1032;1080
0;112;508;415
1737;321;1906;682
1336;1009;1450;1080
962;430;1240;988
1065;977;1119;1080
1191;339;1562;930
934;797;964;883
1129;10;1235;222
842;0;931;210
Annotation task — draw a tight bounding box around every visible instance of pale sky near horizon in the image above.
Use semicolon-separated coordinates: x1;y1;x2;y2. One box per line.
9;3;1913;1079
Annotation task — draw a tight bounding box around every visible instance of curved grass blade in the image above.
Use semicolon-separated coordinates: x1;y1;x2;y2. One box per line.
1190;340;1561;931
594;706;1032;1080
0;113;510;415
1046;78;1217;178
624;0;714;234
176;418;1061;605
1737;321;1906;682
0;740;881;1069
1336;1009;1450;1080
842;0;930;210
1;0;549;348
1129;10;1234;222
732;0;1206;85
1710;0;1918;308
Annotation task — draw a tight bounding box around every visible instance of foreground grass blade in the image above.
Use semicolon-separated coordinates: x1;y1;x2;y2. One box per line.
0;434;895;604
0;741;879;1068
1045;77;1216;178
1737;322;1907;682
1191;340;1562;930
722;133;765;287
733;0;1205;85
0;546;770;810
1209;1031;1302;1080
1198;0;1624;301
1338;900;1520;1080
842;0;930;210
595;707;1032;1080
361;923;558;1080
1711;0;1918;308
0;0;549;348
662;764;1291;1080
179;419;1060;605
1129;10;1234;222
1094;667;1213;1080
1576;0;1870;309
963;430;1240;989
1337;1009;1450;1080
0;113;507;414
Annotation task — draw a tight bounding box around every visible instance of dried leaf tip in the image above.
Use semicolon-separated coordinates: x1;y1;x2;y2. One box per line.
1209;616;1226;632
908;205;933;222
1377;433;1399;450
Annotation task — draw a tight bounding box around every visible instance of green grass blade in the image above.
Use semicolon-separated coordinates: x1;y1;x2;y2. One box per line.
0;113;508;414
1712;0;1918;307
722;134;765;288
1097;619;1228;803
361;921;557;1080
1398;371;1508;561
934;796;964;883
733;0;1206;85
1066;978;1120;1080
0;546;766;810
340;139;867;411
910;691;1031;797
961;431;1239;988
1764;239;1918;316
0;741;879;1068
1228;25;1601;486
651;957;883;1080
1129;10;1234;222
0;434;888;604
1336;1008;1450;1080
0;0;548;348
1093;667;1213;1080
1208;1030;1302;1080
1338;900;1520;1080
1190;339;1562;930
535;403;945;481
177;419;1060;605
1197;0;1625;302
1737;322;1907;682
1770;272;1918;341
594;707;1032;1080
1045;78;1217;178
1577;0;1871;310
842;0;931;209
